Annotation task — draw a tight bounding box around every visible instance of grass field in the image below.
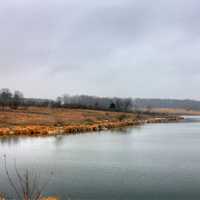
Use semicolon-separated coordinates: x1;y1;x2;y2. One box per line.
151;108;200;115
0;107;137;128
0;107;182;136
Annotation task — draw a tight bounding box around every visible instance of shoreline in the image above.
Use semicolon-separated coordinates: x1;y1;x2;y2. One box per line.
0;115;183;137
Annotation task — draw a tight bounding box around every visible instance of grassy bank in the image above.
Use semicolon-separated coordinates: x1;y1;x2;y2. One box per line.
0;107;182;137
151;108;200;115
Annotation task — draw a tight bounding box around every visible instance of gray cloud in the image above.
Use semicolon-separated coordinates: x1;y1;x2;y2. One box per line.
0;0;200;99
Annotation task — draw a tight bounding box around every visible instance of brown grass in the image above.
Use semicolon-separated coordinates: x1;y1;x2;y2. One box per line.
0;107;135;127
151;108;200;115
0;107;181;136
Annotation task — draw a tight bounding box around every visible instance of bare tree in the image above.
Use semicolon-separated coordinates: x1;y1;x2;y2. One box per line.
59;94;134;112
3;155;53;200
12;90;24;109
0;89;12;110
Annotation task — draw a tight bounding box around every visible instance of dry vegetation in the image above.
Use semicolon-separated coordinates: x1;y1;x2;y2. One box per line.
0;107;136;127
0;107;181;136
1;154;59;200
151;108;200;115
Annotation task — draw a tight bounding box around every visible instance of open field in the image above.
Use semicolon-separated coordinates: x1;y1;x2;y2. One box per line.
152;108;200;115
0;107;138;127
0;107;182;136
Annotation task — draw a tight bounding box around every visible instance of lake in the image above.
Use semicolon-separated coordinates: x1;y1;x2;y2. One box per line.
1;116;200;200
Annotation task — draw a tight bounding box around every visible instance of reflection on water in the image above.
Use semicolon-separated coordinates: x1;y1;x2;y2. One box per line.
182;115;200;123
110;126;142;134
0;116;200;200
0;126;140;146
0;136;21;145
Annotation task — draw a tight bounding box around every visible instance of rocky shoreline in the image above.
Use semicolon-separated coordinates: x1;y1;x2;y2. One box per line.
0;116;183;137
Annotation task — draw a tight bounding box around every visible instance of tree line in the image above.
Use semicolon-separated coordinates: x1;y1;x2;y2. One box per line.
0;88;134;112
4;88;199;112
0;88;24;109
57;94;133;112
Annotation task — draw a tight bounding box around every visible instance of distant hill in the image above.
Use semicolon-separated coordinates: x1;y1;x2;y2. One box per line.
133;98;200;111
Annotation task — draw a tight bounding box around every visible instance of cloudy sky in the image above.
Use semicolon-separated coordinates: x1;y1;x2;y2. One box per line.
0;0;200;99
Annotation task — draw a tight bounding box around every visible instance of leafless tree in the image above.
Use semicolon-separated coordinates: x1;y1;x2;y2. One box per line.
58;94;134;112
3;155;53;200
12;91;24;109
0;89;12;110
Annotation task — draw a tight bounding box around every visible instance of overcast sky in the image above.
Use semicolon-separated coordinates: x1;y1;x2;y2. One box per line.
0;0;200;99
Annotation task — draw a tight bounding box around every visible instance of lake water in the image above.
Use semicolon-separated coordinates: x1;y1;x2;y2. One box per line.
1;116;200;200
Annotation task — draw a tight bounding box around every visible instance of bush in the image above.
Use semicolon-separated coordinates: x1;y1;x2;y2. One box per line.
117;114;128;121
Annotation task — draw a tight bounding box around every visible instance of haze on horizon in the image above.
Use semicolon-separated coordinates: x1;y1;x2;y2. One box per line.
0;0;200;100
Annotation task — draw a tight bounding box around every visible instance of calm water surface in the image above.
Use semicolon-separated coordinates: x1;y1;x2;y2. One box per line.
1;116;200;200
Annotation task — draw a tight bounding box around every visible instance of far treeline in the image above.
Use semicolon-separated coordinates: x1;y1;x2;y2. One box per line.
1;88;200;112
0;88;134;112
